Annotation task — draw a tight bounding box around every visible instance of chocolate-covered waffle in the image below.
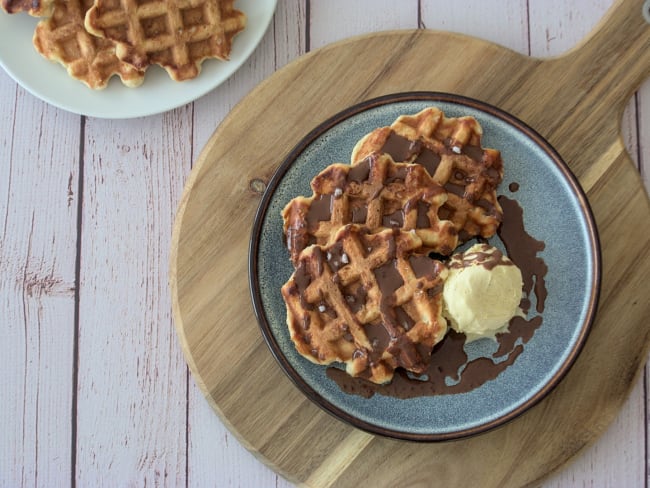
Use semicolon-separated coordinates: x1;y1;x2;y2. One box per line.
351;107;504;242
282;153;458;266
281;224;448;384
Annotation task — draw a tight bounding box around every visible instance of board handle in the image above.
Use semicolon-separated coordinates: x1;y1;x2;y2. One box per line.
550;0;650;115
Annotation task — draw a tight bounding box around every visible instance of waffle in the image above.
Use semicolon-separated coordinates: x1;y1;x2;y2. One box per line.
32;0;145;89
281;224;448;384
84;0;246;81
1;0;53;16
282;153;458;266
351;107;504;243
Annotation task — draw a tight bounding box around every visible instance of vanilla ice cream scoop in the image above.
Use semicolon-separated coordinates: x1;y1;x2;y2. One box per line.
442;243;523;341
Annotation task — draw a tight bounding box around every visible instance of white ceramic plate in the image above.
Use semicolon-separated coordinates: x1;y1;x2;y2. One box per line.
0;0;277;118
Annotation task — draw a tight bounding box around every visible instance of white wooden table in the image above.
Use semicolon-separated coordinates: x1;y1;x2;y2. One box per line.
1;0;648;486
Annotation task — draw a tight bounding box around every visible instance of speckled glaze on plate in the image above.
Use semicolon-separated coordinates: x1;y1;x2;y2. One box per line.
249;92;600;441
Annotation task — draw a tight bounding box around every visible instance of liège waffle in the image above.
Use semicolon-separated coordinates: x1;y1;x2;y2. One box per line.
282;153;458;266
281;224;448;384
84;0;246;81
1;0;53;16
33;0;145;89
351;107;504;242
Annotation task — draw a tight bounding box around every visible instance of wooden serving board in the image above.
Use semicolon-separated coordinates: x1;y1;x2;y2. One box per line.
170;0;650;486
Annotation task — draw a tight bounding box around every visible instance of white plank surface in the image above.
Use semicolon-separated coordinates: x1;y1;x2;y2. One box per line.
1;0;648;487
75;111;192;485
0;70;80;487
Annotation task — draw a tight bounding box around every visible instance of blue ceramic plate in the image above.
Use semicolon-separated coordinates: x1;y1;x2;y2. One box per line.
249;92;600;441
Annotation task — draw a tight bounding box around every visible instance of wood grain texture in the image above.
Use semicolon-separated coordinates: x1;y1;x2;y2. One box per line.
1;0;649;486
75;111;192;485
0;70;80;487
186;3;303;486
526;1;647;486
170;1;650;487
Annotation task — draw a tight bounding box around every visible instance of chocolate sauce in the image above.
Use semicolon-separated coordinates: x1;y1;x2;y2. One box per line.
306;194;332;229
444;182;466;198
327;194;548;399
438;204;453;221
494;316;542;358
343;283;367;314
409;254;439;278
385;166;409;184
497;196;547;313
325;241;346;272
485;167;500;181
290;262;313;314
414;149;442;176
395;306;415;330
475;198;498;217
508;182;520;192
462;145;484;163
381;131;421;162
416;201;430;228
387;334;426;372
351;205;367;224
363;322;391;361
382;210;404;228
449;245;511;271
379;130;448;178
347;158;371;183
374;260;403;295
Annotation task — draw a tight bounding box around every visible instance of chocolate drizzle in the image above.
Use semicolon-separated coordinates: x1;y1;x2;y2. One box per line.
347;158;371;183
416;201;430;228
381;131;421;162
414;148;442;175
327;193;548;399
306;194;332;228
462;145;484;163
497;196;547;313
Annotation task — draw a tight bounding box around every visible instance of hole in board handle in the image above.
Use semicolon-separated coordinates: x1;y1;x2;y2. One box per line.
644;0;650;24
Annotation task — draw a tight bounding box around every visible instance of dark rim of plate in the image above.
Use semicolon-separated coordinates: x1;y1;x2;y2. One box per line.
248;91;601;442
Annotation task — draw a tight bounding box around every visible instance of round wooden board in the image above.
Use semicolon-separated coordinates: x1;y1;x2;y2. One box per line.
170;1;650;486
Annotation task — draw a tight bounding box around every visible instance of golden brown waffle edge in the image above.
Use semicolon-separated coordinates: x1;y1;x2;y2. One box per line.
84;0;247;82
351;107;504;243
281;224;448;385
282;153;459;266
33;0;145;90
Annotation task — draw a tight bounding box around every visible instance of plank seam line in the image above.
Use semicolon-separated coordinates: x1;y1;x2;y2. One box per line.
305;0;311;53
70;115;86;488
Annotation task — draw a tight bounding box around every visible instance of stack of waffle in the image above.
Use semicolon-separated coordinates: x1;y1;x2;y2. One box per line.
281;107;504;384
2;0;246;89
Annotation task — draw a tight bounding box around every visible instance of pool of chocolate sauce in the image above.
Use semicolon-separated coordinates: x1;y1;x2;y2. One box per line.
327;186;548;399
